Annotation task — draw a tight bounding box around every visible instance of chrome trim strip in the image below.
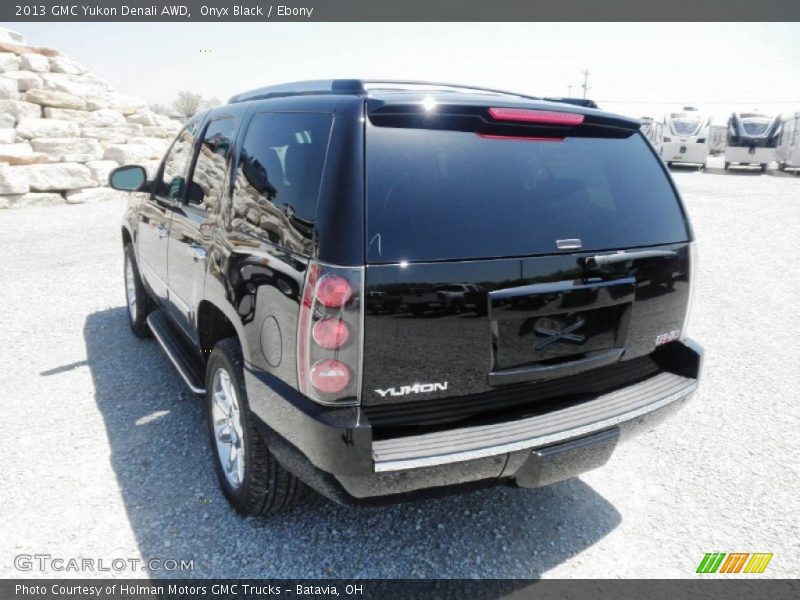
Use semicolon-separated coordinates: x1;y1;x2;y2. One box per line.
147;314;205;395
373;379;696;472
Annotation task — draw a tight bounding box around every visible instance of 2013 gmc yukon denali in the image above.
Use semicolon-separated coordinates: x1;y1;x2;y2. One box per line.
111;79;703;515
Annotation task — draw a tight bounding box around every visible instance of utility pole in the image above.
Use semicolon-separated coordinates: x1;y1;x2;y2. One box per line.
567;84;573;97
581;69;591;99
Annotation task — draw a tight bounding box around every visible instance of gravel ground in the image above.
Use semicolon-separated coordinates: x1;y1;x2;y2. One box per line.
0;169;798;579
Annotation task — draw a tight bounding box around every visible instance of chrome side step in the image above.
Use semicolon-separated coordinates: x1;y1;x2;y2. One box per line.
147;310;205;394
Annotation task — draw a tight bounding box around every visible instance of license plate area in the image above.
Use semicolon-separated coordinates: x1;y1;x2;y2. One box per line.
489;277;635;372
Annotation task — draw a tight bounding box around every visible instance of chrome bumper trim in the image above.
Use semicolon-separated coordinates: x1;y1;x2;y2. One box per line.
372;372;696;472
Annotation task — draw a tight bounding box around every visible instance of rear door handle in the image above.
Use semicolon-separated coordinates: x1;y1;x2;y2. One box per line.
157;226;168;239
189;244;207;260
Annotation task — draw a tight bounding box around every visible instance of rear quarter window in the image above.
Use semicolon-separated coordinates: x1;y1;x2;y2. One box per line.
231;111;333;256
366;125;689;263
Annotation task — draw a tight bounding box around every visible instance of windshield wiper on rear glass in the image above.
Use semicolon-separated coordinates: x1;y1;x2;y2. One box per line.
582;249;676;270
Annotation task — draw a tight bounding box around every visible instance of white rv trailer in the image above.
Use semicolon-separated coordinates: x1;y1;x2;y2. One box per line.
776;112;800;173
724;111;782;171
661;107;711;168
640;117;663;152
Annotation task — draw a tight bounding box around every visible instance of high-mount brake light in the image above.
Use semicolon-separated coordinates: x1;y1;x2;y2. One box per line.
312;317;351;350
488;107;585;126
297;261;363;406
316;273;354;308
477;134;564;142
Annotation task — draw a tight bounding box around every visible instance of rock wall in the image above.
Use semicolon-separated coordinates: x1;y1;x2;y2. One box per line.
0;28;181;209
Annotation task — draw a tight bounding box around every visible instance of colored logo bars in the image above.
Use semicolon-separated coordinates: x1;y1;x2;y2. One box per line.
696;552;773;574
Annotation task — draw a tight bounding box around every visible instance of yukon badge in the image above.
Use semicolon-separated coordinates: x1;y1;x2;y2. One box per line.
375;382;448;398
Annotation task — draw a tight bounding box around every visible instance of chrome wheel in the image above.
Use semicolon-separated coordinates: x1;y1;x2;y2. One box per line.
211;368;246;489
124;254;137;321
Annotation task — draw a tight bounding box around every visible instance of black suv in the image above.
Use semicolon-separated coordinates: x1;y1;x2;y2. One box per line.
112;79;702;515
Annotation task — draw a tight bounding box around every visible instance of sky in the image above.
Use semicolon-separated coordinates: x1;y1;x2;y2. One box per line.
5;22;800;123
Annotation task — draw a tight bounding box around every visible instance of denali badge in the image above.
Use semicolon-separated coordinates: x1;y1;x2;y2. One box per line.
533;317;586;350
374;382;448;397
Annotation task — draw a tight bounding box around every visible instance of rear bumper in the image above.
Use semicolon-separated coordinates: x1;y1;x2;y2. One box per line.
246;339;703;505
725;146;776;164
662;141;709;164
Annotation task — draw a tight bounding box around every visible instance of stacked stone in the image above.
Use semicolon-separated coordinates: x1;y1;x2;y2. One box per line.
0;28;181;209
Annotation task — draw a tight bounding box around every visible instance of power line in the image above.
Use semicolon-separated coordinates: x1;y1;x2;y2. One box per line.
581;69;591;100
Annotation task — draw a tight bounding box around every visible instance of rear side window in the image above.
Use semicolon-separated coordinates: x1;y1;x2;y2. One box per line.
366;126;688;263
231;111;333;255
187;117;235;210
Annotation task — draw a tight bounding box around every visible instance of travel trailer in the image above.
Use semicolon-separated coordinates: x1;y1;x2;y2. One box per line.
776;112;800;173
725;111;782;171
640;116;663;152
661;107;711;168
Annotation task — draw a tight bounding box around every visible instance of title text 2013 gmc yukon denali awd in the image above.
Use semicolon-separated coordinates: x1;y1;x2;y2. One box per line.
111;80;703;515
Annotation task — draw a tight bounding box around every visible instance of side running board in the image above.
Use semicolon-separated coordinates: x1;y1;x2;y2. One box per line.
147;310;206;394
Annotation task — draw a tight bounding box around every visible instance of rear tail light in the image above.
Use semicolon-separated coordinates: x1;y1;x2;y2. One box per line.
488;107;585;126
681;242;697;340
315;273;353;308
312;317;350;349
310;359;351;394
297;261;363;405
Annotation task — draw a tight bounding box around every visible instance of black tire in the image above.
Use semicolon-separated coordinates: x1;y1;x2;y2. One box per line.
206;338;307;516
724;162;731;171
123;243;153;338
760;163;768;172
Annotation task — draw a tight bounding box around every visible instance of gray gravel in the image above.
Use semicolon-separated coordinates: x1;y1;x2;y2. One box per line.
0;169;798;579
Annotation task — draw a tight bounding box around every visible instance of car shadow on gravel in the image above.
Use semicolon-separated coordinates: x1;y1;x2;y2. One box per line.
84;307;621;580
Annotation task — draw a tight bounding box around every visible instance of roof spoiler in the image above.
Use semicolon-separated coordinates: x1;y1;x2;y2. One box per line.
543;97;599;109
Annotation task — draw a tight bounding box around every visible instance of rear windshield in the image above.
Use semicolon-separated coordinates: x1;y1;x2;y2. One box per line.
741;118;771;136
670;116;703;136
366;125;689;263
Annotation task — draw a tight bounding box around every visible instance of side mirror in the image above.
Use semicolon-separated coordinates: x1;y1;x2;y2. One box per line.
109;165;148;192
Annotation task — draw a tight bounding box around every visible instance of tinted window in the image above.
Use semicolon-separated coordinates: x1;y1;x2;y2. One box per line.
187;117;235;210
158;124;196;199
231;112;333;255
670;117;702;136
366;126;688;263
741;118;770;136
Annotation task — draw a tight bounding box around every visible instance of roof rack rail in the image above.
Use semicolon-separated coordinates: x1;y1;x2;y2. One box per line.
228;79;365;104
228;78;545;104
